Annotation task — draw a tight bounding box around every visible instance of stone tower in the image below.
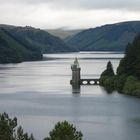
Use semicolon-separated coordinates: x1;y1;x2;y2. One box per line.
70;57;81;87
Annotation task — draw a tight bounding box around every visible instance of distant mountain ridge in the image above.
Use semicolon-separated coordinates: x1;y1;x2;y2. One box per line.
1;21;140;63
66;21;140;51
0;24;75;53
0;24;76;63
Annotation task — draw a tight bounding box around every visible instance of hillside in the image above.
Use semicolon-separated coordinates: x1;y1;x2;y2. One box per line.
0;25;75;53
47;29;82;40
0;28;42;63
66;21;140;51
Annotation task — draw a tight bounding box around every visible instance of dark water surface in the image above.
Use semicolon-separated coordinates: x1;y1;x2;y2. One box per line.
0;52;140;140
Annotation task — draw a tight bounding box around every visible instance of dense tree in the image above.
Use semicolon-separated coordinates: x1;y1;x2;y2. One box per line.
0;112;17;140
0;113;83;140
100;33;140;97
100;61;115;87
114;74;127;92
103;76;116;93
101;61;115;77
117;34;140;79
44;121;83;140
123;76;140;96
16;126;35;140
0;112;35;140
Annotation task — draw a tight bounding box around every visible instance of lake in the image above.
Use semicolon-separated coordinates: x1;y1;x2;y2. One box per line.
0;52;140;140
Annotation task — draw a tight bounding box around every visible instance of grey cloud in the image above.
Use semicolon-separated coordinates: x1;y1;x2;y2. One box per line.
0;0;140;29
51;0;140;11
1;0;140;11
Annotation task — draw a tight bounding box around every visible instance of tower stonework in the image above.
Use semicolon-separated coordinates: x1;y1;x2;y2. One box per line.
70;57;81;87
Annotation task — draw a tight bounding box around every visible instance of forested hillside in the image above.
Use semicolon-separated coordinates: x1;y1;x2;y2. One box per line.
0;28;42;63
0;25;75;53
66;21;140;51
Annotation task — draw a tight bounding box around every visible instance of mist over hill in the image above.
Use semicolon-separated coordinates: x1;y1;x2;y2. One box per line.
47;29;82;40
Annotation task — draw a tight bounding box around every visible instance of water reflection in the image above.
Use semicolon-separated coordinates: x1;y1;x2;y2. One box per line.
71;94;81;123
72;85;81;94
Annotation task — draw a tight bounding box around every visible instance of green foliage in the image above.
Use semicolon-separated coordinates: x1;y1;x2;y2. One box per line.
123;76;140;97
0;112;83;140
100;61;115;93
44;121;83;140
104;76;116;89
117;34;140;79
117;33;140;95
101;61;115;77
117;58;126;75
0;113;83;140
123;76;137;95
114;74;127;92
100;76;116;93
100;74;128;94
99;76;108;86
0;112;35;140
134;82;140;97
16;126;35;140
0;112;17;140
100;33;140;96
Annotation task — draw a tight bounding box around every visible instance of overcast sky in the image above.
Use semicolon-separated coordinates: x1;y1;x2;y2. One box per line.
0;0;140;29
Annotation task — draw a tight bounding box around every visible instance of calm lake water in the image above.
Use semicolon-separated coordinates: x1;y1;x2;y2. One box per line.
0;52;140;140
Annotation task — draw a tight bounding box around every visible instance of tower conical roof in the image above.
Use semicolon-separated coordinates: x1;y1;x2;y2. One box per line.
73;57;80;68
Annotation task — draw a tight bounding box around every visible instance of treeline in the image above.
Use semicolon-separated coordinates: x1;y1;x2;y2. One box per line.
100;34;140;97
0;112;83;140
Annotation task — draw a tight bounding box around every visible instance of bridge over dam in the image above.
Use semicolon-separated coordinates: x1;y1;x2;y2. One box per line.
70;78;100;86
70;57;100;88
80;79;99;85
